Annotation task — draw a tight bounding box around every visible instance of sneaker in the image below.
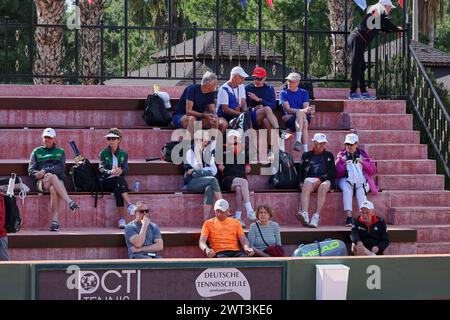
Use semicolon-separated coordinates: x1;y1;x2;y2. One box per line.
279;130;292;140
296;211;310;226
293;141;302;152
247;211;257;221
118;218;126;229
360;92;376;100
345;216;354;227
50;221;59;232
68;200;79;212
127;204;136;216
309;213;320;228
348;92;362;100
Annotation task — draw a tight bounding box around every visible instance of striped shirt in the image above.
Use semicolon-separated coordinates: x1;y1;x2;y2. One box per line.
248;221;282;251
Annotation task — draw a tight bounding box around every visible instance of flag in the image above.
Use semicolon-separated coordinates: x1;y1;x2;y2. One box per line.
87;0;94;4
239;0;247;10
398;0;404;8
353;0;367;11
265;0;274;11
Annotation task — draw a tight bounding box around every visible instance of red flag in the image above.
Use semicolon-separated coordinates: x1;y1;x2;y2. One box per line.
398;0;404;8
87;0;94;4
265;0;274;11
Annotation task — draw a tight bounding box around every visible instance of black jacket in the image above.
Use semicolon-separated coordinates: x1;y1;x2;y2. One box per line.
351;216;389;254
355;6;400;44
298;150;336;188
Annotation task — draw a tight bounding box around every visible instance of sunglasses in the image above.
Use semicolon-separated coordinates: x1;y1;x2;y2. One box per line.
137;209;150;214
345;143;356;146
253;77;264;81
107;137;119;141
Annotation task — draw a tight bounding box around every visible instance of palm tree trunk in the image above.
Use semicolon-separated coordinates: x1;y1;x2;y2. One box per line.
418;0;445;47
327;0;354;77
79;0;106;85
33;0;65;84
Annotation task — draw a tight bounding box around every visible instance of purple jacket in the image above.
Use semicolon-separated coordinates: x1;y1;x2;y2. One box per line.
335;148;378;194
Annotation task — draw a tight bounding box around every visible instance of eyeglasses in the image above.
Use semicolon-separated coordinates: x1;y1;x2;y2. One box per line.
107;137;119;141
253;77;264;81
137;209;150;214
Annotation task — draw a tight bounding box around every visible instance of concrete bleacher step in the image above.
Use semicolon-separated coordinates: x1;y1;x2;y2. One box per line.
389;191;450;207
388;207;450;225
417;242;450;254
415;225;450;243
348;113;413;130
7;225;417;260
342;100;406;114
363;144;427;160
377;174;445;191
376;160;436;175
355;130;420;144
15;192;390;229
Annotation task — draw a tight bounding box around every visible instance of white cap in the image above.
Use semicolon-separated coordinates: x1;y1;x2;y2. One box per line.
156;92;171;109
360;200;375;210
227;129;242;139
312;133;328;143
42;128;56;138
230;66;249;78
344;133;359;145
286;72;301;81
214;199;229;212
104;132;121;139
378;0;396;8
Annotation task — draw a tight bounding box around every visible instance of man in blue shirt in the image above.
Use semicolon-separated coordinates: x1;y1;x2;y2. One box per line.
280;72;315;153
172;71;227;135
124;201;164;259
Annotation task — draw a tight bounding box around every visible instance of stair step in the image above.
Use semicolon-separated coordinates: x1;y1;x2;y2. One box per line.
349;113;413;130
363;144;427;160
414;225;450;243
417;242;450;254
355;130;420;144
388;207;450;225
378;174;445;191
388;191;450;207
343;100;405;114
376;160;436;175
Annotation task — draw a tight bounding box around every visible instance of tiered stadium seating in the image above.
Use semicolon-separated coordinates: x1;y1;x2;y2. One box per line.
1;85;449;260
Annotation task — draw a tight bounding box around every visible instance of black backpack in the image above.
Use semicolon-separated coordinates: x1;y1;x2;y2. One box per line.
1;194;22;233
143;94;171;126
269;151;299;189
146;140;191;163
70;158;100;192
229;110;252;131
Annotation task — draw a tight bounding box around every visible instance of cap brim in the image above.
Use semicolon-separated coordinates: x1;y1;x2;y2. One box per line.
105;134;120;138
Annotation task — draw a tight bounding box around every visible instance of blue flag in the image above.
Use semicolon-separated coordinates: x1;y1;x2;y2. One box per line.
353;0;367;10
239;0;247;10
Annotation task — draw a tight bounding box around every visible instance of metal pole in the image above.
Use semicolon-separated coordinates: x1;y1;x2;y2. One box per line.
412;0;418;41
75;0;79;80
215;0;220;76
303;0;308;79
124;0;129;77
344;0;348;78
4;16;9;83
100;19;104;85
282;25;286;81
29;0;33;77
167;0;172;79
192;22;197;84
258;0;262;66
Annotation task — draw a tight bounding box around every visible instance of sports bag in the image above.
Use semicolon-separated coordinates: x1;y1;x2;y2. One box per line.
1;194;22;233
143;93;171;126
292;239;348;257
146;140;191;163
269;151;298;189
229;110;252;131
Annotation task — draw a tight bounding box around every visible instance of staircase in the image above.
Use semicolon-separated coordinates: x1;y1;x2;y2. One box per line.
0;85;448;260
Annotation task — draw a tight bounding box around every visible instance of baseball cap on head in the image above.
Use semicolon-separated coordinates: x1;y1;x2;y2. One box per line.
312;133;328;143
360;200;375;210
285;72;301;81
214;199;230;212
156;92;171;109
378;0;396;8
104;128;122;139
252;67;267;78
42;128;56;138
230;66;249;78
344;133;359;145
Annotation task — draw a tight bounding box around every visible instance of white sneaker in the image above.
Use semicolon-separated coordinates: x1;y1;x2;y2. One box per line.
296;211;310;226
309;213;320;228
247;211;257;221
118;218;126;229
127;204;136;216
280;131;292;140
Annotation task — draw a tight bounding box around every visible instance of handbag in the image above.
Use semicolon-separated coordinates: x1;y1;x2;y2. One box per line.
255;222;284;257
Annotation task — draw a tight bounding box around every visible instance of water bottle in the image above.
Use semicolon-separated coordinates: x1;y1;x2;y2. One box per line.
134;180;141;192
6;173;16;197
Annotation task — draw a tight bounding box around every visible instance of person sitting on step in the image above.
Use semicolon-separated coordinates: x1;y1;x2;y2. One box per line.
296;133;336;228
247;205;282;257
99;128;135;229
28;128;80;232
217;129;256;228
280;72;315;153
335;133;378;227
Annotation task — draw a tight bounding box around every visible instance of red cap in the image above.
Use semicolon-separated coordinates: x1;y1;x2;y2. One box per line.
252;67;266;78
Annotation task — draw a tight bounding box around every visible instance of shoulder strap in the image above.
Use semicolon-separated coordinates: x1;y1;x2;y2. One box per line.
255;222;270;247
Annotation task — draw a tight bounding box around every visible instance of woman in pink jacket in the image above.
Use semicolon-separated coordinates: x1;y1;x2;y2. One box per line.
335;134;378;226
